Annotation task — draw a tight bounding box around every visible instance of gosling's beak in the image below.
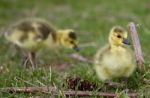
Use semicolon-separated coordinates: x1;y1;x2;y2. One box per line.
123;38;130;45
73;45;80;52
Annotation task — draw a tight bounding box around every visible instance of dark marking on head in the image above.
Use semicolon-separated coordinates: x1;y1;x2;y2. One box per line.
69;32;76;40
114;27;124;33
37;21;56;41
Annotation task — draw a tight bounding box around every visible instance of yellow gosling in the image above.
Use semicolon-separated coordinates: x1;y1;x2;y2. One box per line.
94;26;136;81
5;18;79;68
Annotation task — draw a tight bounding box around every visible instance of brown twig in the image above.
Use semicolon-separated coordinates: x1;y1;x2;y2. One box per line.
64;91;137;97
0;87;138;97
128;22;145;70
0;87;57;94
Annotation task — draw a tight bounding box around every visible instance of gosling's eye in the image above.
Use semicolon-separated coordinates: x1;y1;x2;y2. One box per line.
117;35;122;38
70;41;74;44
70;31;75;34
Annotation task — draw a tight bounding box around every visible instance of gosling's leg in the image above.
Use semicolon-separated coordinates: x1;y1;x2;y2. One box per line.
102;80;111;91
21;52;30;68
13;44;29;68
21;52;37;68
123;77;129;93
29;52;37;68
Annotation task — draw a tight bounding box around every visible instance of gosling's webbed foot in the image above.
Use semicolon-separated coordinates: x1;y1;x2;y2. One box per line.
104;80;124;87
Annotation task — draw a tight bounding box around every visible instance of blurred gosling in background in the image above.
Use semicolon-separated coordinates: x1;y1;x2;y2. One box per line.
5;18;79;68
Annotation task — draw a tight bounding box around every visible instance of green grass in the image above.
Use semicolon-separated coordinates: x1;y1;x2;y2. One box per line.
0;0;150;97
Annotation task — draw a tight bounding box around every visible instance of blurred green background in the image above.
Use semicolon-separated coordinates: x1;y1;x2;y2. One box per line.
0;0;150;97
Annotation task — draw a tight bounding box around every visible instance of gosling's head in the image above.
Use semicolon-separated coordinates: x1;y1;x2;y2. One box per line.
109;26;130;46
57;29;79;51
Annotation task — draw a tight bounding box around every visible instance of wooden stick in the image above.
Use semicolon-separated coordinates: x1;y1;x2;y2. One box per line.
64;91;137;97
0;87;138;97
128;22;145;69
0;87;57;93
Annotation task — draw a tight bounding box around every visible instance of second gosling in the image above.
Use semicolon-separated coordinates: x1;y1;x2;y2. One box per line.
94;26;136;81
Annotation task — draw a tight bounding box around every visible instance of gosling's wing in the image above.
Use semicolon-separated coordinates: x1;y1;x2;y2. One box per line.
94;44;112;81
94;44;110;64
7;19;57;43
5;19;37;42
33;20;57;42
125;46;136;65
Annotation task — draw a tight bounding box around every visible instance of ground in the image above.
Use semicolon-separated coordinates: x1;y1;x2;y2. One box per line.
0;0;150;97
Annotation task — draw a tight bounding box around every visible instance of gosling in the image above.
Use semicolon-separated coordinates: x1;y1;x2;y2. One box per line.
94;26;136;82
5;18;79;68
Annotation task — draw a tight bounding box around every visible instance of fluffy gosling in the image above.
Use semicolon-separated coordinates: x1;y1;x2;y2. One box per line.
5;18;79;68
94;26;136;82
